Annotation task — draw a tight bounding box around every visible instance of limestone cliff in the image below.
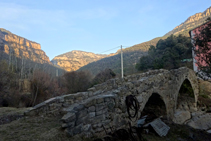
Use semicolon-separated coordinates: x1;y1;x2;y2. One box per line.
165;6;211;36
0;28;51;64
51;50;107;71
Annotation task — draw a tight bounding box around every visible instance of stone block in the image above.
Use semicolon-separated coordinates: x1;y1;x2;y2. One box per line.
88;106;95;112
96;98;104;104
44;97;58;104
24;109;37;116
64;94;74;100
84;98;96;107
136;95;143;103
96;103;105;111
89;112;96;118
61;112;76;123
88;91;93;97
34;102;46;109
61;121;75;128
90;114;105;123
187;113;211;130
76;109;88;119
73;104;85;111
96;109;107;116
76;115;89;126
107;101;115;111
93;90;101;95
82;124;91;132
173;110;191;124
72;124;83;135
88;87;96;92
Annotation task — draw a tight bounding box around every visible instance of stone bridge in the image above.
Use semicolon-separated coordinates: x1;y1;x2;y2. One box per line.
25;67;199;138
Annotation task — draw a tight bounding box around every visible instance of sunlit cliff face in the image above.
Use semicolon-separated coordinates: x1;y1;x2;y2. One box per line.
51;50;107;71
0;28;51;64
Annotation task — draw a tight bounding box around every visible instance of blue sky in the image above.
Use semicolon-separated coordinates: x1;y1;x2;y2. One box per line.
0;0;210;60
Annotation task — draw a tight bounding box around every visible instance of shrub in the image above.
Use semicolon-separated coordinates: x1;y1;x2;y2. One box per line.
63;71;92;94
92;68;116;85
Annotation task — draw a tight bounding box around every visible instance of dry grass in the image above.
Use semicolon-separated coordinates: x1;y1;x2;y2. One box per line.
0;107;29;116
0;114;72;141
1;99;211;141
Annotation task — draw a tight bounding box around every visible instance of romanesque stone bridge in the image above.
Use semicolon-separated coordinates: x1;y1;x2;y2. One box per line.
25;67;199;138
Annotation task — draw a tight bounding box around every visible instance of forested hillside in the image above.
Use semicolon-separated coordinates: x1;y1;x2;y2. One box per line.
78;7;211;75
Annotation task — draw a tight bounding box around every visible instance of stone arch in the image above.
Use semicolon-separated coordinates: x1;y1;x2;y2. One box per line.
141;93;167;119
173;78;197;124
175;77;197;111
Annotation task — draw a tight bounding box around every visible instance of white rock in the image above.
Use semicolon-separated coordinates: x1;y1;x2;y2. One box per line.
173;110;191;124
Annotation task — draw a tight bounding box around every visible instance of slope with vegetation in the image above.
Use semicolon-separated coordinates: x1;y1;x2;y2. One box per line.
78;6;211;75
136;35;193;71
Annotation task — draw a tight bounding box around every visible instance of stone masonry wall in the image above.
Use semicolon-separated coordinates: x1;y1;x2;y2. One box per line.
24;67;199;138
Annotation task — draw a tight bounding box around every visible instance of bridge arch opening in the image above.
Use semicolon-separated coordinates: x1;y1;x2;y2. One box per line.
141;93;167;119
177;79;195;110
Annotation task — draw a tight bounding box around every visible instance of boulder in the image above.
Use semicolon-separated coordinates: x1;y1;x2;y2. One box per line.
173;110;191;124
187;113;211;130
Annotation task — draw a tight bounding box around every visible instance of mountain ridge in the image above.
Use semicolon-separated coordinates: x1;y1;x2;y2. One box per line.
78;6;211;75
51;50;107;72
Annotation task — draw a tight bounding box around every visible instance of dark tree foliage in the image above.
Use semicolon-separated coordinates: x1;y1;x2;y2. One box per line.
0;60;19;107
63;70;92;94
193;18;211;78
136;34;193;71
92;68;116;85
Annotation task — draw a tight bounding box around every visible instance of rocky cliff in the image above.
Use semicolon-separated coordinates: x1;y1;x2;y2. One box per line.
0;28;51;64
165;6;211;36
51;50;107;71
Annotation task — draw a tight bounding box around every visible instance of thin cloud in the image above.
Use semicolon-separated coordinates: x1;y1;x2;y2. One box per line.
0;2;68;31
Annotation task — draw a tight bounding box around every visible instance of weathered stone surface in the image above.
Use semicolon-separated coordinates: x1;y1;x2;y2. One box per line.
88;106;95;112
187;113;211;130
89;112;95;118
61;112;76;122
96;98;104;104
24;67;200;139
73;104;85;111
84;98;96;108
72;124;83;135
91;114;105;123
62;121;75;128
76;115;89;126
93;90;101;96
207;129;211;134
82;124;91;132
173;110;191;124
34;102;46;109
96;103;105;111
76;109;87;119
136;95;143;103
96;109;107;116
